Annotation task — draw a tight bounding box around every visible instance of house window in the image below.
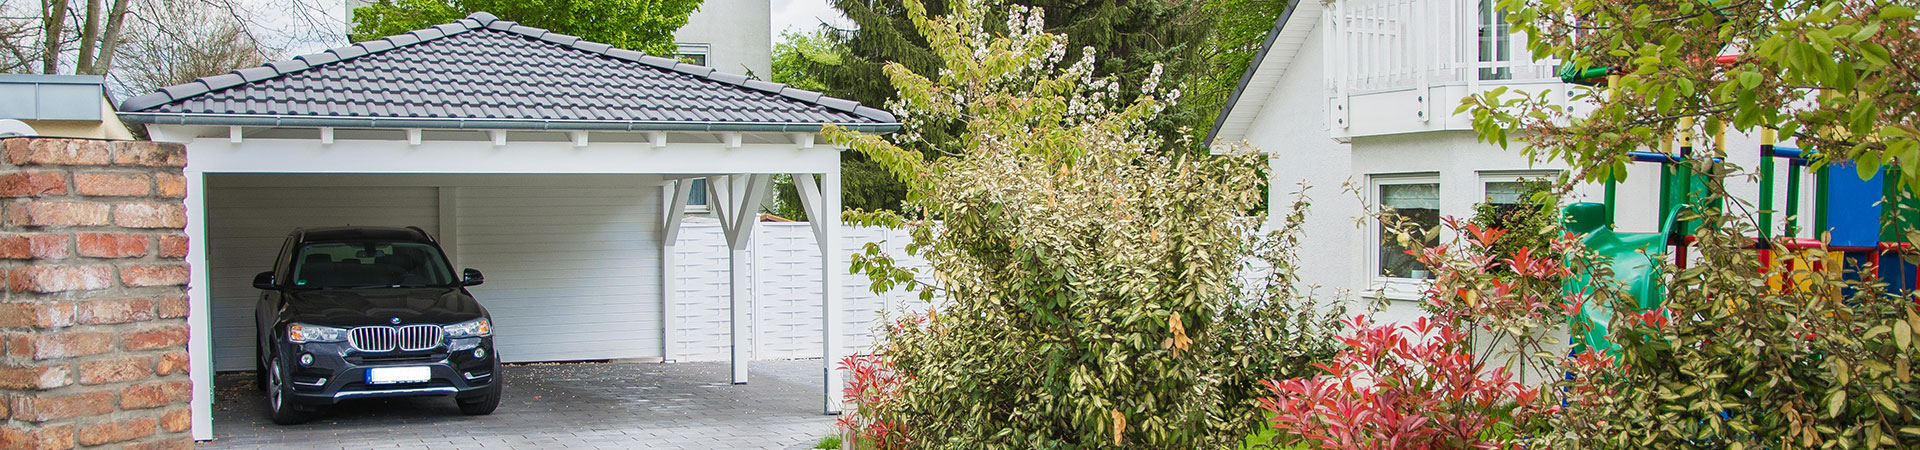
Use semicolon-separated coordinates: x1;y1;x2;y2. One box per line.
678;52;709;66
686;178;708;208
1477;0;1513;80
1376;177;1441;281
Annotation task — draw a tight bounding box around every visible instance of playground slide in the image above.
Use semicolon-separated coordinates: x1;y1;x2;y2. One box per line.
1562;203;1670;355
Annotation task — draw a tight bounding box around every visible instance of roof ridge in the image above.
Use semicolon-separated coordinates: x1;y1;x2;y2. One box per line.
119;11;897;125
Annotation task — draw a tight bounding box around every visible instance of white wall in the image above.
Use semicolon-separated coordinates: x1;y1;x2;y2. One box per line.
675;0;773;79
204;173;930;371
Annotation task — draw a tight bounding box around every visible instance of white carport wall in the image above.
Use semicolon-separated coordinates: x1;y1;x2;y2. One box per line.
148;125;853;440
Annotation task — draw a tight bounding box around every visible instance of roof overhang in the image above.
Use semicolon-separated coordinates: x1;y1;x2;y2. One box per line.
1203;0;1322;149
118;112;901;133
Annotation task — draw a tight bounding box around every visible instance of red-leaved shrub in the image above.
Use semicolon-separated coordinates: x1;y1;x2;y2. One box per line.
1259;315;1541;449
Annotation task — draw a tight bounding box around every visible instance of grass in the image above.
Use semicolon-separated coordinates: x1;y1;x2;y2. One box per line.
814;435;842;449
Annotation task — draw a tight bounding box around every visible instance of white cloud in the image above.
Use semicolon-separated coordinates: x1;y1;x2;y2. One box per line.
771;0;851;38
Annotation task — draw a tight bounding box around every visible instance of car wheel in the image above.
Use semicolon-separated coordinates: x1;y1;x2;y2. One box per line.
457;364;502;415
267;356;311;425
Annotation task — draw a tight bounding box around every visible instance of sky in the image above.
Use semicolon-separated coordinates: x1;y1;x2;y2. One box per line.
262;0;849;56
772;0;852;36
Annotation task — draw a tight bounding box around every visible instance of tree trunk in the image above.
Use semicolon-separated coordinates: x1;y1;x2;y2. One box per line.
41;0;70;74
89;0;131;74
75;0;101;74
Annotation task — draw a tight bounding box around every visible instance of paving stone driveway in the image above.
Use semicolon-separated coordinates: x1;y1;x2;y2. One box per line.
201;359;838;449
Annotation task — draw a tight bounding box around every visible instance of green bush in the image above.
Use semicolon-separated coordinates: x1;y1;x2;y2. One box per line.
825;0;1343;447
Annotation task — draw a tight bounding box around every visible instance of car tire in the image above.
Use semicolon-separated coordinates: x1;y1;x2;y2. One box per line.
457;363;502;415
267;356;311;425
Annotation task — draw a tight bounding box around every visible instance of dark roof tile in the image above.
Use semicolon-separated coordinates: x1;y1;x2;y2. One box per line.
119;11;890;129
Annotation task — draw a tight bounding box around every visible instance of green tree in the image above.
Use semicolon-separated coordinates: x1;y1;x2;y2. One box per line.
1182;0;1290;146
1459;0;1917;186
349;0;703;55
823;0;1342;447
1452;0;1920;446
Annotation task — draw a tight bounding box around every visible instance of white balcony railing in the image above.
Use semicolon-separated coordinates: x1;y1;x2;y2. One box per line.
1321;0;1562;136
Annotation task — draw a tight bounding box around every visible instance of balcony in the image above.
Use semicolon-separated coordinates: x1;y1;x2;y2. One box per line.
1321;0;1572;138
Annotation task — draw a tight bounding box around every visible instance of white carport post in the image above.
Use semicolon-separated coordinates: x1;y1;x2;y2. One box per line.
713;174;769;384
793;169;844;414
660;179;694;362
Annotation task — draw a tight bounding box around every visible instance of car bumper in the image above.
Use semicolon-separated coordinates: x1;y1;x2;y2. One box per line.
276;337;498;406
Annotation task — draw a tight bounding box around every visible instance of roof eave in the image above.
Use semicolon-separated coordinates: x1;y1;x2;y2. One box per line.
119;112;902;134
1202;0;1305;148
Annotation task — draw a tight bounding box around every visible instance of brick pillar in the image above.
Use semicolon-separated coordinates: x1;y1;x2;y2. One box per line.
0;138;191;450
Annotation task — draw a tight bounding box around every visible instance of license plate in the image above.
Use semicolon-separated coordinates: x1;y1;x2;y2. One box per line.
367;366;431;385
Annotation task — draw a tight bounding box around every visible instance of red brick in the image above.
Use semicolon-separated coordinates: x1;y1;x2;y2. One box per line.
119;380;190;409
154;352;188;376
8;265;113;293
76;233;149;258
155;174;185;198
152;295;187;319
0;424;74;450
110;141;186;167
10;390;113;422
0;394;9;419
73;172;151;197
156;234;187;259
75;416;155;446
125;437;193;450
0;365;70;390
0;172;68;198
158;407;189;432
4;201;110;227
24;234;69;260
7;138;111;166
0;302;74;328
6;332;111;360
119;264;188;287
77;356;150;385
111;203;185;229
75;298;155;325
122;326;187;351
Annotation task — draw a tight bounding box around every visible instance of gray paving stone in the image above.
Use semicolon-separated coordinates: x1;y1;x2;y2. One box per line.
199;359;840;449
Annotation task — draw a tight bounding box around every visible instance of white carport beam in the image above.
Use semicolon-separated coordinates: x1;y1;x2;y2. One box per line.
723;174;770;384
818;171;845;414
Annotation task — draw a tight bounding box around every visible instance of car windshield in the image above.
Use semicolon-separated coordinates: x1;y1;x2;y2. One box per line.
290;241;455;289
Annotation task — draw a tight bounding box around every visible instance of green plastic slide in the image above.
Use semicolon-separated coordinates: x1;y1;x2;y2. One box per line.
1561;202;1671;355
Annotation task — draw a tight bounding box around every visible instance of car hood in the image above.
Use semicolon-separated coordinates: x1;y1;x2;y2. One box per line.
285;287;486;327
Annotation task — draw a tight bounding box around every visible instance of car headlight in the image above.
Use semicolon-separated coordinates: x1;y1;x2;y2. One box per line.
288;323;348;343
443;318;492;338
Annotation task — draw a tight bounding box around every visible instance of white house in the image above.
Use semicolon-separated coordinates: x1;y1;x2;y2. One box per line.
1207;0;1810;322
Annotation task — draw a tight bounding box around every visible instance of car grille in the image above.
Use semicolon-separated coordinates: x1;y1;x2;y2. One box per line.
349;325;444;352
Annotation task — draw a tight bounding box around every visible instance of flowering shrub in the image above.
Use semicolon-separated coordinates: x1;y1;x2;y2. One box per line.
1261;314;1542;450
822;0;1345;447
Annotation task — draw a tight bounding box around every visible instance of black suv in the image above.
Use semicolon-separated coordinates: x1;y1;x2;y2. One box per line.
252;226;501;424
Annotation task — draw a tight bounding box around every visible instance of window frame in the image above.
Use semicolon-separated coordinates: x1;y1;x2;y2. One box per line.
1477;170;1561;206
1368;173;1442;300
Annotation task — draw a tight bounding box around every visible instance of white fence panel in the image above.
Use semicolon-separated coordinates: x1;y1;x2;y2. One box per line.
670;220;935;362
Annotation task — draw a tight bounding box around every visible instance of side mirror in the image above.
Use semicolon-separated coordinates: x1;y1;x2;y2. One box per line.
252;271;277;290
461;268;485;286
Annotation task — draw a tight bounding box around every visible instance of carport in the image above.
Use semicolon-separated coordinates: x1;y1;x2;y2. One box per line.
116;12;897;441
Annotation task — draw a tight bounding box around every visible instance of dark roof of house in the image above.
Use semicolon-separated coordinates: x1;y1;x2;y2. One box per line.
1201;0;1302;147
119;12;897;133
